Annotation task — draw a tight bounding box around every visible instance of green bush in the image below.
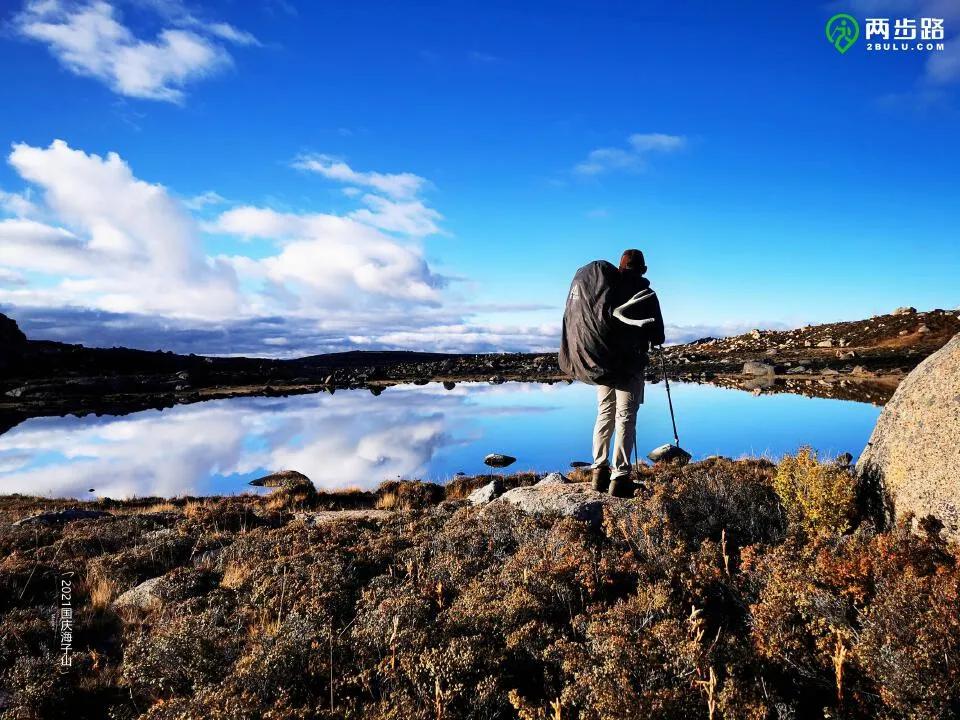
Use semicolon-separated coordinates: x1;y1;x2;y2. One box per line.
774;448;856;537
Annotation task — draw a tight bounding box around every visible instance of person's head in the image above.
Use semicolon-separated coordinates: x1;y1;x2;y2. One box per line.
618;249;647;275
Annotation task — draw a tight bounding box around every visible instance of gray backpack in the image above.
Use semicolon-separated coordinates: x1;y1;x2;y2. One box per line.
559;260;659;385
558;261;624;385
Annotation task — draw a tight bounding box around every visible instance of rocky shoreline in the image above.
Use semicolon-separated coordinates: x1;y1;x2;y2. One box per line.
1;307;957;430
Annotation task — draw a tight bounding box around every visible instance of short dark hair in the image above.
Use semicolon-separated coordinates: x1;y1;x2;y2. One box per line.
619;249;646;273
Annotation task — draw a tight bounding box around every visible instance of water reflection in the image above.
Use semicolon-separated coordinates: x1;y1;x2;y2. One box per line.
0;382;881;499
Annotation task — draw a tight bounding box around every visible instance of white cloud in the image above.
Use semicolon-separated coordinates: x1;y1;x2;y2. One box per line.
292;154;428;199
213;205;444;305
14;0;257;102
0;140;240;317
664;320;792;345
348;193;443;236
183;189;227;210
0;188;41;217
0;140;600;356
0;140;558;355
203;22;260;47
574;132;687;176
0;268;28;287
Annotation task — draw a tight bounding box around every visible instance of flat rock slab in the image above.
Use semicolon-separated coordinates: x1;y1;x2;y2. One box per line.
294;509;393;526
113;577;163;611
13;508;113;526
491;482;620;527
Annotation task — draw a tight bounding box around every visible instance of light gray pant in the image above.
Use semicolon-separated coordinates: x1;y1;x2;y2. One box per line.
592;375;644;479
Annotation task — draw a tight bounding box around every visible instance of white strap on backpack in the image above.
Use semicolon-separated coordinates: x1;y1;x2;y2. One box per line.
612;288;657;328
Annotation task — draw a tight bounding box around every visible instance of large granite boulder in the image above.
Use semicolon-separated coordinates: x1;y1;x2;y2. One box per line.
490;482;620;527
857;333;960;538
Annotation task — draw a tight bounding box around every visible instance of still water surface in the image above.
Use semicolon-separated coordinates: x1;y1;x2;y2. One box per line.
0;381;881;498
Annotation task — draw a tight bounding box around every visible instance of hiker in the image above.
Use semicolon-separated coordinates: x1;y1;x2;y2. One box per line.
559;249;665;497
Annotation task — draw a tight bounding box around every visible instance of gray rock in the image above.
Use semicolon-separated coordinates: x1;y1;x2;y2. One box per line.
892;306;917;316
648;443;692;465
750;329;762;339
13;508;113;526
113;577;163;611
536;472;569;486
483;453;516;468
837;351;856;360
294;509;392;526
249;470;315;490
742;361;775;377
917;325;931;334
857;333;960;540
851;365;873;376
816;339;834;348
821;368;840;376
492;482;619;527
786;365;807;374
467;479;504;505
804;340;812;347
899;330;909;336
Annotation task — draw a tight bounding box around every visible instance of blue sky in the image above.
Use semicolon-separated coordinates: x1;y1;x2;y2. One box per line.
0;0;958;356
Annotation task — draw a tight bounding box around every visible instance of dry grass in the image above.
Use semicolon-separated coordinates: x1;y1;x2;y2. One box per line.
3;458;959;719
132;501;180;514
88;576;117;610
183;499;207;519
220;561;251;590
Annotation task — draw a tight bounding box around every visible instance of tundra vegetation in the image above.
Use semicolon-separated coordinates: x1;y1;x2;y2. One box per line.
1;454;958;719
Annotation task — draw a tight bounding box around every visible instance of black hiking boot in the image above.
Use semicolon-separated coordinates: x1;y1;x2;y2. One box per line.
591;466;611;493
608;476;636;499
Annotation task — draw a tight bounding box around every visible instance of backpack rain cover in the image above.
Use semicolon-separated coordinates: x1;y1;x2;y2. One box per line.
559;260;624;385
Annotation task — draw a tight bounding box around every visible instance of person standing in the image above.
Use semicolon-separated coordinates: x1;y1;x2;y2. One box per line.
559;249;665;497
589;250;665;496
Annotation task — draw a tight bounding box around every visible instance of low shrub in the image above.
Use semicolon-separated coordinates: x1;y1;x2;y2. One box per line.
2;459;958;718
774;448;857;537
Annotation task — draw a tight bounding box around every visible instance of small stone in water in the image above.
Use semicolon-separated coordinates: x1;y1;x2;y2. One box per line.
484;453;516;468
647;444;692;465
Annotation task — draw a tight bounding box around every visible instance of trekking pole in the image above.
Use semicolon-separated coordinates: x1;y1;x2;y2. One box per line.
658;345;680;447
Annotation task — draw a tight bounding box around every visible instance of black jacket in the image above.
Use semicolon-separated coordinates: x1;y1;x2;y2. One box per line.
611;270;666;374
559;261;666;386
